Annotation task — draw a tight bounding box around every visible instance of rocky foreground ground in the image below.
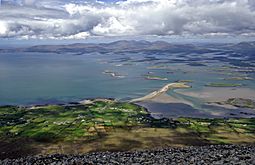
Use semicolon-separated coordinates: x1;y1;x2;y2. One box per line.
1;145;254;165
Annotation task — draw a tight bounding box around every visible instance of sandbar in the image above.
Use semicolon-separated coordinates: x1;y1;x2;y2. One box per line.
130;83;190;103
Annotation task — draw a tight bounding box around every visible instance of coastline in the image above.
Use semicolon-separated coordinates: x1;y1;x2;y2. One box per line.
1;96;255;159
130;83;191;103
2;85;255;119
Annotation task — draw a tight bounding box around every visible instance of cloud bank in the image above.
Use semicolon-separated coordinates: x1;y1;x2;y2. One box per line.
0;0;255;39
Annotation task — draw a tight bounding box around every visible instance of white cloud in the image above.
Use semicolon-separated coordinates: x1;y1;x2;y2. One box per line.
0;21;8;36
92;17;135;35
58;31;90;40
0;0;255;39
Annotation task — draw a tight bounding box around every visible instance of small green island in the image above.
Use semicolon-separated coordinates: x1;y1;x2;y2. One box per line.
0;99;254;158
223;98;255;109
205;83;242;87
224;77;253;81
177;80;193;83
145;75;168;81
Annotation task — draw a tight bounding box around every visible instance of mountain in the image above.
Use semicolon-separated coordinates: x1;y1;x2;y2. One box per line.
223;41;255;60
0;40;255;55
0;40;199;54
23;40;175;54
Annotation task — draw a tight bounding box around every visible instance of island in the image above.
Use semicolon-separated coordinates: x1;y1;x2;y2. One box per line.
145;75;168;81
176;80;193;83
205;83;242;87
223;77;253;81
130;83;191;103
216;98;255;109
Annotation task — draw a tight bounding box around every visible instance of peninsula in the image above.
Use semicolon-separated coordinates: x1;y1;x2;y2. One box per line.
130;83;191;103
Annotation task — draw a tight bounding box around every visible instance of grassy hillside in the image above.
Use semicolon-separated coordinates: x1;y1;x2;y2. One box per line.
0;100;254;159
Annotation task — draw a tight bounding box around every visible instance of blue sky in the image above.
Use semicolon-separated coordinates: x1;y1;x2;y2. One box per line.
0;0;255;40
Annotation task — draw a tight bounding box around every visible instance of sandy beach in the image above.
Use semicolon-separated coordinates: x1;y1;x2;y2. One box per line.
145;93;192;105
130;83;190;103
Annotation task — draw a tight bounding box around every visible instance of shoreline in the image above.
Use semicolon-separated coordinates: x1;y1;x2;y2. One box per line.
129;83;191;103
1;85;255;119
0;98;117;107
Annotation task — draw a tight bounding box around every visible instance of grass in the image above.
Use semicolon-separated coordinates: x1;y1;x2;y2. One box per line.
0;101;255;158
224;77;253;81
0;101;148;141
225;98;255;109
176;118;255;144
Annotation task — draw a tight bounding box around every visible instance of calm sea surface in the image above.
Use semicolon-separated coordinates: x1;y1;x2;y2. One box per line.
1;52;254;118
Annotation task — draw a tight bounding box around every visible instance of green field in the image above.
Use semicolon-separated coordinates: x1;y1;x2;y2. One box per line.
224;98;255;109
205;83;242;87
0;100;255;158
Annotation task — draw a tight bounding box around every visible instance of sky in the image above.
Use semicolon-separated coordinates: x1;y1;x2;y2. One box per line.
0;0;255;41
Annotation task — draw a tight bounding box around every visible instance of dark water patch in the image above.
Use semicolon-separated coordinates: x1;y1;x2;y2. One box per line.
187;63;207;67
214;51;233;56
186;57;204;61
228;53;244;58
212;56;229;61
229;61;254;67
202;104;255;118
132;57;160;63
137;102;214;118
137;102;255;119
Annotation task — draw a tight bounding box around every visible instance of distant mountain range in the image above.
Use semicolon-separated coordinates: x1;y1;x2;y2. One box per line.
0;40;255;55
